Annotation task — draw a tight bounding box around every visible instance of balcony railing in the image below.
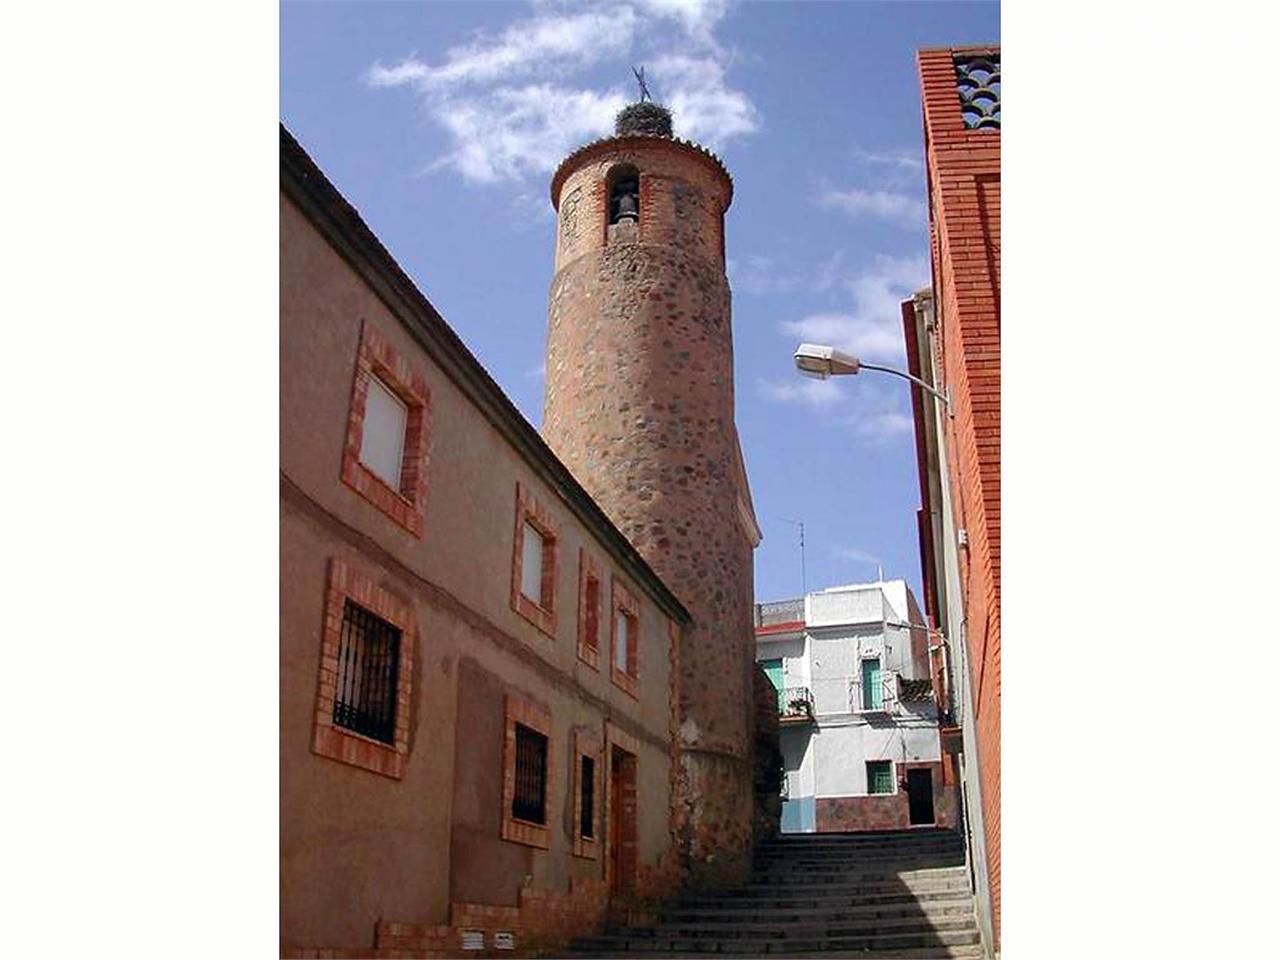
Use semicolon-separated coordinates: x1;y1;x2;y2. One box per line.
755;597;804;628
777;686;816;724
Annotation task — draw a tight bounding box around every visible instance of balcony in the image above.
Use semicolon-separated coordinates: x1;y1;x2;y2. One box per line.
777;686;816;725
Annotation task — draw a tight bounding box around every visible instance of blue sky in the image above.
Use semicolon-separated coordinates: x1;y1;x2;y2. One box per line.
281;0;1000;604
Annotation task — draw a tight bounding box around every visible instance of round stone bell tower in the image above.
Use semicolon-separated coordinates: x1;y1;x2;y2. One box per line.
542;101;758;886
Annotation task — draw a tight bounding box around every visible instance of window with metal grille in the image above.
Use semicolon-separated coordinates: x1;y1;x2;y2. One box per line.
512;723;548;824
579;755;595;840
333;599;402;745
867;760;894;795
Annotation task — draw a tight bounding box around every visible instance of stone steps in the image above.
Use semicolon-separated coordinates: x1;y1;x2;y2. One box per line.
619;914;976;941
573;926;980;955
566;827;982;957
659;895;974;925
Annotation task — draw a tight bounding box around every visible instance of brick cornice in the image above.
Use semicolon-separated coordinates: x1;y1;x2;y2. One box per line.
549;133;733;212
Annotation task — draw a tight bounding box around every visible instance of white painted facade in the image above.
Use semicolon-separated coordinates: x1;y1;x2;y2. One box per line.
756;579;941;832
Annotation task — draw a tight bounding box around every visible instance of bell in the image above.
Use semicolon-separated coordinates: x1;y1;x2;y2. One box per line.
615;191;638;221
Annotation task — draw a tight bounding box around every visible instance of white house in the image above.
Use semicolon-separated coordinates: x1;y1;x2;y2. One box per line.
754;579;957;833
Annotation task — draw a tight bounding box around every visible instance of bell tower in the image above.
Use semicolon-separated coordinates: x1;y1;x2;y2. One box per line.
542;99;760;886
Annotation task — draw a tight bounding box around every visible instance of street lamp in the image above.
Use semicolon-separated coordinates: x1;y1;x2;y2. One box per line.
793;342;950;412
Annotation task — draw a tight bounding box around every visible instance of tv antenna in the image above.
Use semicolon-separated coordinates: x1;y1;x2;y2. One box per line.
781;518;807;595
632;65;652;102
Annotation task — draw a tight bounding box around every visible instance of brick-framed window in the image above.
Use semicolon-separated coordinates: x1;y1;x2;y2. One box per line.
577;550;603;668
511;483;559;637
572;730;602;859
340;320;432;537
867;760;895;795
610;576;640;699
312;558;414;779
501;694;553;849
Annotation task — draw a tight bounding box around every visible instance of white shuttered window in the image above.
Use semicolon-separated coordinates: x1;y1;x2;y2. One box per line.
360;376;407;487
614;610;629;671
521;522;545;603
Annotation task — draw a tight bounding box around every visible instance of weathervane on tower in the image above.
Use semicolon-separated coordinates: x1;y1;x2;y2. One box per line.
632;65;651;103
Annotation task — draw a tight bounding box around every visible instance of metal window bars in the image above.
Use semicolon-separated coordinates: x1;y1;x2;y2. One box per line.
333;599;401;745
513;724;549;824
849;671;899;714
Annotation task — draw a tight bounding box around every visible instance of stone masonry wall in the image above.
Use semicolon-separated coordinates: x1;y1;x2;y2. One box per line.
542;136;756;887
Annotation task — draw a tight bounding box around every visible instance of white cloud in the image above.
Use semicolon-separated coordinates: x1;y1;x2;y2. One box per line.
634;0;730;43
729;254;802;296
366;2;758;189
852;145;924;172
651;52;758;149
848;411;914;440
367;8;636;91
756;376;844;409
817;186;926;229
780;254;928;364
430;84;628;183
834;546;881;564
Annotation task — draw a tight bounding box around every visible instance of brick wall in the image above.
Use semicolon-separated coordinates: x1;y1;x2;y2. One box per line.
918;46;1001;948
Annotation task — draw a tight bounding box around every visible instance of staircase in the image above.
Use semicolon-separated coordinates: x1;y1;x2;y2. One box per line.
567;828;981;957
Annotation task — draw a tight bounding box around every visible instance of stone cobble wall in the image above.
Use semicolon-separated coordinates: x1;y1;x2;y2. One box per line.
543;136;756;887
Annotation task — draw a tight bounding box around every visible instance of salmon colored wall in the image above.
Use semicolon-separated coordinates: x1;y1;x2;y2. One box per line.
280;189;678;954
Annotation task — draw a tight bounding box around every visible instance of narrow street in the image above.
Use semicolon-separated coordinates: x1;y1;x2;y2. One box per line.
569;828;980;957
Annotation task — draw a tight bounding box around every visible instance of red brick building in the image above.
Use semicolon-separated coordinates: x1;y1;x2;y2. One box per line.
280;98;767;958
903;45;1001;954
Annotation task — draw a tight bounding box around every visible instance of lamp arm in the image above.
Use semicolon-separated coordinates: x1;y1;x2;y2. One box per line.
856;362;951;412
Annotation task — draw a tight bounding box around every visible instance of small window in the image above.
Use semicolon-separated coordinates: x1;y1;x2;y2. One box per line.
359;375;408;488
511;484;559;637
614;609;634;672
867;760;894;795
579;755;596;840
610;578;640;697
512;723;549;825
583;576;600;651
521;522;545;604
608;164;640;225
333;599;402;745
861;657;883;710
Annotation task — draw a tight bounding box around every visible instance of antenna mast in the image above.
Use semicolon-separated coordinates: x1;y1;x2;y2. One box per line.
782;518;807;595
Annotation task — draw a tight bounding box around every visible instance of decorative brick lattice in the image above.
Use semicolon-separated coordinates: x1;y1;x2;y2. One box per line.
510;482;560;638
340;320;432;536
501;694;553;849
954;52;1001;130
311;558;415;779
